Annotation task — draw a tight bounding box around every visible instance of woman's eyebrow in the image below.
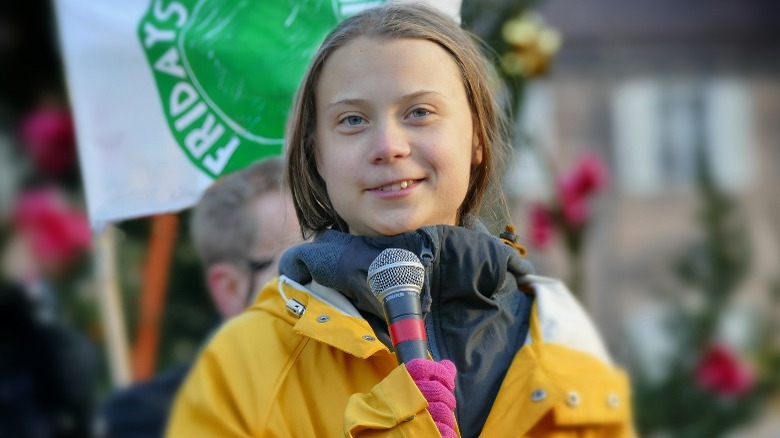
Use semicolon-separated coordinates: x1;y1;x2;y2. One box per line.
325;97;368;110
401;90;446;101
325;90;446;110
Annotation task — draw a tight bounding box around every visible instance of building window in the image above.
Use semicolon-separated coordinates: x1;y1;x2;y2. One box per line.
505;81;557;200
611;78;754;196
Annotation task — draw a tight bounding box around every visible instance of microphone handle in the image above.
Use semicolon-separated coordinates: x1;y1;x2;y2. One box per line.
383;290;428;365
395;337;429;364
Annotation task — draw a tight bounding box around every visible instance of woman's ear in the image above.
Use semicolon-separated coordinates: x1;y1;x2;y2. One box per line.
472;138;484;166
314;142;324;177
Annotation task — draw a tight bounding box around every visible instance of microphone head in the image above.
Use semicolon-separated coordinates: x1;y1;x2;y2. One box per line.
367;248;425;300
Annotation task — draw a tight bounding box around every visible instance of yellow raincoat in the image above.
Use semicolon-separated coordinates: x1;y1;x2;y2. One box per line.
166;274;634;437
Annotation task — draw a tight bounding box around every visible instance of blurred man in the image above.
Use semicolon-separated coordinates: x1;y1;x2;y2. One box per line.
190;156;302;318
101;156;302;438
0;186;96;438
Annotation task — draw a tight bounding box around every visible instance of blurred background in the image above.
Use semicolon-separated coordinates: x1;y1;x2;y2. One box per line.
1;0;778;437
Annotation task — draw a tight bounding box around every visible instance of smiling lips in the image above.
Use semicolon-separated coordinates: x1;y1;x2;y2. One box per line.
371;179;420;192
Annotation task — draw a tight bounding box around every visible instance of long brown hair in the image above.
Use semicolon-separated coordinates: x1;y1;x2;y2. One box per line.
286;3;510;238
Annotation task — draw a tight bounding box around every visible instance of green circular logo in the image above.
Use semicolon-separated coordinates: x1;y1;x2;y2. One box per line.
138;0;384;177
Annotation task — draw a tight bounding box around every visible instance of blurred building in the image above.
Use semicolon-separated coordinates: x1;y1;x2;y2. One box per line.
508;0;780;384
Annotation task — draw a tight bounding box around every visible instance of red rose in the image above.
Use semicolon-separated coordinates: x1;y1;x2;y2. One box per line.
12;188;91;271
18;106;77;176
528;203;555;249
555;151;609;226
694;343;755;397
570;151;609;198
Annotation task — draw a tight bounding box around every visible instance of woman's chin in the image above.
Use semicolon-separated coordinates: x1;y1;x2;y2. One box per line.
349;222;420;237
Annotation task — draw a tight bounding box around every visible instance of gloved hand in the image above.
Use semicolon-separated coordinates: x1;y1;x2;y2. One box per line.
406;359;458;438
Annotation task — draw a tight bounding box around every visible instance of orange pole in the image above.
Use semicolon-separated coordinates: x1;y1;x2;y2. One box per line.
131;213;179;381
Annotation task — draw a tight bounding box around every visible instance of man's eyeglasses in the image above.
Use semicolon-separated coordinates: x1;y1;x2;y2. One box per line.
246;258;274;273
244;257;275;306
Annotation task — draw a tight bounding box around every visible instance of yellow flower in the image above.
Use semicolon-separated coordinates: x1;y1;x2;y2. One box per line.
538;28;562;55
502;17;539;47
500;52;527;76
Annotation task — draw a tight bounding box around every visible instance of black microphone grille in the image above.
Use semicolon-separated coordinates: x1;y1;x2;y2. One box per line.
367;248;425;299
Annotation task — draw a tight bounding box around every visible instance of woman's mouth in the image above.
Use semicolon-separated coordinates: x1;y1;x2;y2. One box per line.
373;179;420;192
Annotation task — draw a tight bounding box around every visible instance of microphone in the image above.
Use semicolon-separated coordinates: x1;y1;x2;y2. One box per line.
368;248;428;365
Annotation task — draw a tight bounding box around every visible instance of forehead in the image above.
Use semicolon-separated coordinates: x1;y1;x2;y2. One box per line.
315;37;465;104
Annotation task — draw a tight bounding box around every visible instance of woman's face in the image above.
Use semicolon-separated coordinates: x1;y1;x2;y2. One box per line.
314;37;482;237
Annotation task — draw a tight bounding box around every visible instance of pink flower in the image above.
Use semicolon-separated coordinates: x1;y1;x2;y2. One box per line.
571;152;609;197
528;203;555;249
18;106;77;176
12;188;92;270
556;152;609;226
694;343;755;397
558;184;589;226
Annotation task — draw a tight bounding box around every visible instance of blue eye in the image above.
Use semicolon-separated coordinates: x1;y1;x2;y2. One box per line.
410;108;430;118
345;115;364;126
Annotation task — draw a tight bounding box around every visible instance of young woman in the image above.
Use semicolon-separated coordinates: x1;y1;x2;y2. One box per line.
166;4;634;437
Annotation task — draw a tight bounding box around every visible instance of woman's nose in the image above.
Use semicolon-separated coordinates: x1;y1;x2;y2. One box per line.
371;121;411;163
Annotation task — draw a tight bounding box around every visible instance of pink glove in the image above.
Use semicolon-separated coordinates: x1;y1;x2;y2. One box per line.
406;359;458;438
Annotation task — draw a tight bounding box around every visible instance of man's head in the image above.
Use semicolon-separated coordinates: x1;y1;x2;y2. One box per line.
191;157;301;319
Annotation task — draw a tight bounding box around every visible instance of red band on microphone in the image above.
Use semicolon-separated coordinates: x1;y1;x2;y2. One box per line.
389;318;427;345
